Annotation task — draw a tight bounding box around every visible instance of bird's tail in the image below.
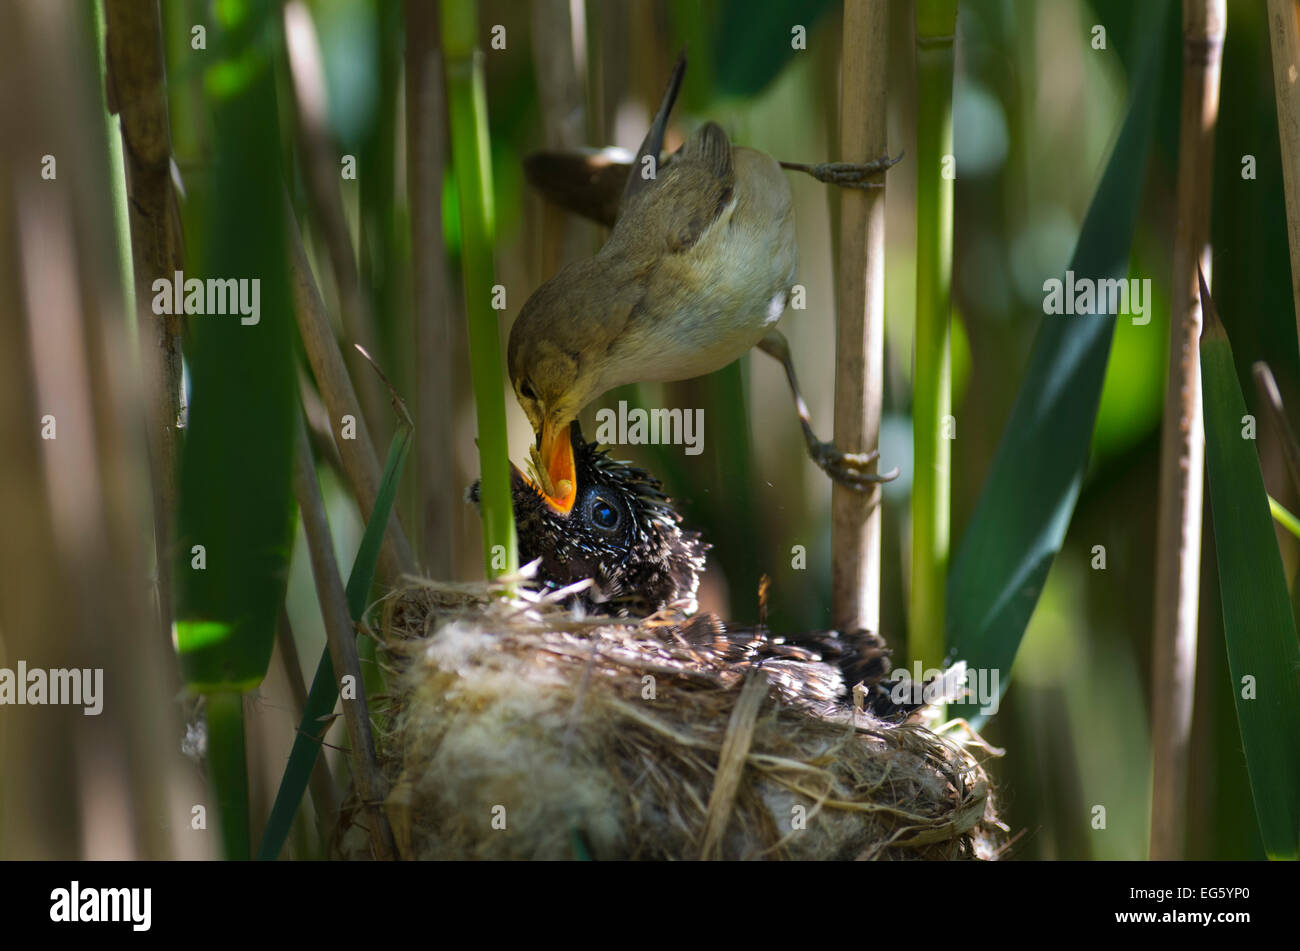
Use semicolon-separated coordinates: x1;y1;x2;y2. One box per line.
620;47;688;208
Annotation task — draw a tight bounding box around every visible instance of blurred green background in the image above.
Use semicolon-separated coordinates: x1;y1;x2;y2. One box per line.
2;0;1294;859
144;0;1300;861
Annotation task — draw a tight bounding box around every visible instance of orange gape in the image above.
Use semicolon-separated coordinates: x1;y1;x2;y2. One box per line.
544;428;576;514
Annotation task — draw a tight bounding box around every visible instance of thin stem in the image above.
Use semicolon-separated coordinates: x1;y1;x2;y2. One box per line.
1252;361;1300;495
283;0;391;451
442;0;518;580
206;690;250;860
1150;0;1224;862
406;0;458;577
291;410;396;861
831;0;890;634
531;0;592;273
286;203;416;582
103;0;185;650
911;0;957;669
1269;495;1300;541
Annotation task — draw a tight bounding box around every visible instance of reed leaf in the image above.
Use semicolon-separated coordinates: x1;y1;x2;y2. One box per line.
172;0;298;858
1268;495;1300;542
256;421;412;860
1200;271;1300;859
946;4;1167;724
712;0;837;97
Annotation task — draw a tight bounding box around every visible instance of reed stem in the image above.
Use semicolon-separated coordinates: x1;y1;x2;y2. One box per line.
103;0;185;646
287;206;416;582
1150;0;1224;861
831;0;890;634
291;411;396;860
442;0;518;579
406;0;458;577
206;691;250;860
283;0;392;452
911;0;957;668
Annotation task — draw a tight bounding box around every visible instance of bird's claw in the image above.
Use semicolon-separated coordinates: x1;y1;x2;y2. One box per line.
809;441;900;491
805;152;904;190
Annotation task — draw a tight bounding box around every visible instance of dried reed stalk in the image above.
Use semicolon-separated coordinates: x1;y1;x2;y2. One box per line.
104;0;185;639
406;0;459;577
287;207;416;582
832;0;890;634
291;412;395;861
1150;0;1225;861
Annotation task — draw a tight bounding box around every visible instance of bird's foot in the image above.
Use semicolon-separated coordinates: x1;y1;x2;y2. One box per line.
782;152;904;190
807;439;900;491
756;328;901;491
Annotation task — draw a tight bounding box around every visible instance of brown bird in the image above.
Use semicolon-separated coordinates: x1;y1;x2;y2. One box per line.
508;51;900;515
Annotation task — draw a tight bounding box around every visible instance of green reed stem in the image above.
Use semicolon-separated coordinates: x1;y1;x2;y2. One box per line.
206;691;249;860
442;0;517;579
910;0;957;668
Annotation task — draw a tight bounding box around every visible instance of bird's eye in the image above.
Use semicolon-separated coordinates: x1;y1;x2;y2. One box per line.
587;494;621;533
519;379;538;401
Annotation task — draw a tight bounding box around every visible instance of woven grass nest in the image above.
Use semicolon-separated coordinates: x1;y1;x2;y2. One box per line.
334;577;1005;861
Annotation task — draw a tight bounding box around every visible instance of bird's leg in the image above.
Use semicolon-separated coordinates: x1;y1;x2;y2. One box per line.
757;329;900;491
779;151;903;190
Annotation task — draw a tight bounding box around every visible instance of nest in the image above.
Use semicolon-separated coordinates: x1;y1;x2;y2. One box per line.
334;577;1005;860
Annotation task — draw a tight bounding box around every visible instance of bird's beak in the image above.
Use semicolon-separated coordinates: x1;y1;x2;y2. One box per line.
537;417;577;515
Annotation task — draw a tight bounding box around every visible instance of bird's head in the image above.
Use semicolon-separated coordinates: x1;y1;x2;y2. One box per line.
470;421;707;617
508;266;601;515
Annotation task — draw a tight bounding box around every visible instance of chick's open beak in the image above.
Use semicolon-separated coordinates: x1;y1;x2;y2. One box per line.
535;418;577;515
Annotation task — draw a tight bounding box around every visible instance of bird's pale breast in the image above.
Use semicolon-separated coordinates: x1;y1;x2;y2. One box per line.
598;146;797;389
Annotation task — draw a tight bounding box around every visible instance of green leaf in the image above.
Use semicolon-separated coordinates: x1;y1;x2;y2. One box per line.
347;427;412;618
711;0;837;98
1269;496;1300;543
174;0;297;694
170;0;297;860
255;423;412;861
1200;274;1300;860
946;3;1168;724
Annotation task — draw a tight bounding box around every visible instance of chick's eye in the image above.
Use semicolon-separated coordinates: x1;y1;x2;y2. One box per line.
519;379;538;401
588;495;621;532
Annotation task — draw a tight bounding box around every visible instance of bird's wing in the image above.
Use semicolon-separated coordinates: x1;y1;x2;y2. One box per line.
523;148;633;229
614;121;736;256
522;49;739;246
679;120;734;183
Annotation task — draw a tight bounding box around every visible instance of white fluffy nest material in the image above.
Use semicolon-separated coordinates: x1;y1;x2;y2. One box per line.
333;577;1005;860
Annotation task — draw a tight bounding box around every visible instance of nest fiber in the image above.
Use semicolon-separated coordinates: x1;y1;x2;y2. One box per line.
336;578;1003;860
